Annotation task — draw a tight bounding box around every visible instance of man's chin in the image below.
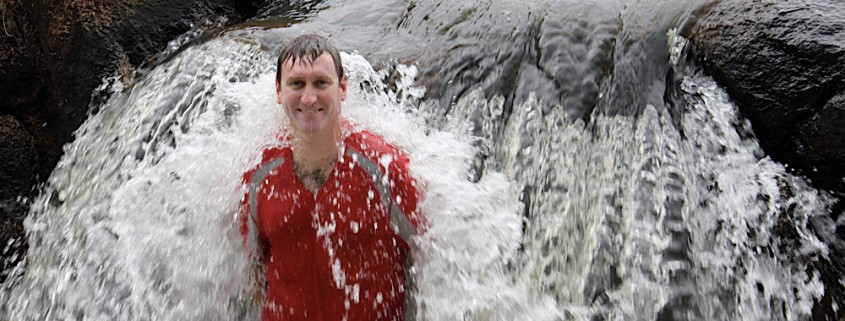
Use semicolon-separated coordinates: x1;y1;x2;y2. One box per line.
288;116;341;137
291;121;327;135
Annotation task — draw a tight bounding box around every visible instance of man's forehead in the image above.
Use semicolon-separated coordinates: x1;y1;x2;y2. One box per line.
283;52;334;67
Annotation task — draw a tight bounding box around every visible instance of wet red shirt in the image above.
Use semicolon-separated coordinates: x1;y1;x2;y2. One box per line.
241;129;422;321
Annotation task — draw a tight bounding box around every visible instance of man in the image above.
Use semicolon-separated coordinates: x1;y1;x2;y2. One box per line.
240;34;424;321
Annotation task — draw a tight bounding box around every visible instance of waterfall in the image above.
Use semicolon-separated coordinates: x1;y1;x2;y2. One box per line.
1;0;837;320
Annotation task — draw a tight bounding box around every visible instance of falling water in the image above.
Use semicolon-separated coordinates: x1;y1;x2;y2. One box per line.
0;0;839;320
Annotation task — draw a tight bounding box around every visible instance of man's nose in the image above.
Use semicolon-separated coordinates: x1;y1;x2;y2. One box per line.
301;86;317;105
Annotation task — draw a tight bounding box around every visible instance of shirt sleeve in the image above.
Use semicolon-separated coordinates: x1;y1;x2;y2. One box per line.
239;167;266;261
239;171;251;250
387;147;426;234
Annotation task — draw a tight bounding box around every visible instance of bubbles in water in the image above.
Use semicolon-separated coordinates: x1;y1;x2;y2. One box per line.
0;31;555;321
0;20;836;321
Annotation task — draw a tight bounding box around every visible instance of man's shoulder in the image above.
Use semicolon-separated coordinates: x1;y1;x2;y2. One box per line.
343;129;414;181
258;142;291;163
243;142;290;180
345;129;403;158
260;133;294;160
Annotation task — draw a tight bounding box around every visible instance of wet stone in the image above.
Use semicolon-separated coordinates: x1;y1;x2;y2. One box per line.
0;115;37;218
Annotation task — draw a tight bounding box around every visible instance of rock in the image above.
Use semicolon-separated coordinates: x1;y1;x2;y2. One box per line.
0;0;266;280
0;115;36;281
800;92;845;192
401;0;620;122
0;0;268;208
686;2;845;319
0;115;36;217
685;0;845;194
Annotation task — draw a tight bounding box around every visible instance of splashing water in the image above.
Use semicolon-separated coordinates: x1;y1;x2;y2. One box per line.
0;30;551;320
0;17;836;321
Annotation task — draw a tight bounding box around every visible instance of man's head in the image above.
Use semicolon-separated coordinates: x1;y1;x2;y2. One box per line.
276;34;344;86
275;34;347;137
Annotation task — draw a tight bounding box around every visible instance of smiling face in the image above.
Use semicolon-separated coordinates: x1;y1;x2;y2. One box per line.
276;53;347;137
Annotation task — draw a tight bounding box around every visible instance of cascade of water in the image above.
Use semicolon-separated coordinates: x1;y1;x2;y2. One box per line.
0;29;554;320
0;1;838;320
0;36;277;321
416;29;833;320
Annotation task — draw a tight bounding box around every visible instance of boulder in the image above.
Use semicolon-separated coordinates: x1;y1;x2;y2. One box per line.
0;115;35;281
800;92;845;192
685;0;845;194
0;0;266;279
686;1;845;320
0;115;36;217
0;0;267;212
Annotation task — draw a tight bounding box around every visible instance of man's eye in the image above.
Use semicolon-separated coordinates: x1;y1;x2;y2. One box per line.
290;81;304;87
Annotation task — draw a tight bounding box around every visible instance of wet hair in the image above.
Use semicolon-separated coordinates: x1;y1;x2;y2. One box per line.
275;34;344;85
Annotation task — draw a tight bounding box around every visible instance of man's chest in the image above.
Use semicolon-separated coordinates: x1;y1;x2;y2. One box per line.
256;165;390;243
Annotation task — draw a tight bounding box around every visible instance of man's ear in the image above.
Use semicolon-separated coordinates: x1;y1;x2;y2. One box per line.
276;81;283;104
340;76;348;102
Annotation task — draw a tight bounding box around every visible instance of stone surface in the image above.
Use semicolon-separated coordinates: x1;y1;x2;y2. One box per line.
0;0;266;214
686;0;845;194
0;115;35;282
399;0;621;122
687;1;845;320
0;115;36;217
0;0;266;280
800;92;845;191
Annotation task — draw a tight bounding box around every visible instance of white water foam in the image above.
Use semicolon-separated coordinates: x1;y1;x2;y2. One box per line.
1;26;835;321
411;30;835;320
1;34;557;320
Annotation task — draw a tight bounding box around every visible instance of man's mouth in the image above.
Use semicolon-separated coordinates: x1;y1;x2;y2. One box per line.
297;107;324;113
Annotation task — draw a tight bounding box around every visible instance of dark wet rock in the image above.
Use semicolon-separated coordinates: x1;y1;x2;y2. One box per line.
0;0;266;278
0;115;36;281
0;115;36;217
687;2;845;319
0;0;267;207
800;92;845;192
399;1;620;123
685;0;845;194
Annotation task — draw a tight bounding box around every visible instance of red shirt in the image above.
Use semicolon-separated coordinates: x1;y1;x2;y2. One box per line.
241;129;422;321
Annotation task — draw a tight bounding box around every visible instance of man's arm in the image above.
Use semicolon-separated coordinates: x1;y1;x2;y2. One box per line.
384;148;424;321
239;173;266;306
386;149;424;233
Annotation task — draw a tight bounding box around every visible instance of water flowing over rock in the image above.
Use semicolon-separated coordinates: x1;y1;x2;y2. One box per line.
685;0;845;195
0;115;34;280
403;1;620;122
1;0;844;320
686;2;845;319
0;116;36;216
0;0;266;274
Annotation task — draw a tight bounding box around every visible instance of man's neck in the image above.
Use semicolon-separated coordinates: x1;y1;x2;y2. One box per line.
291;125;342;166
289;125;342;192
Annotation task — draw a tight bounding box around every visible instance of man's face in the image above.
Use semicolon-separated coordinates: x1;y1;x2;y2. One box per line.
276;53;347;136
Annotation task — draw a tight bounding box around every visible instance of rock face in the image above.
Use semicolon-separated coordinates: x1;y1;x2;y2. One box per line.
801;92;845;191
0;115;36;216
687;1;845;320
686;0;845;195
0;115;33;279
0;0;265;277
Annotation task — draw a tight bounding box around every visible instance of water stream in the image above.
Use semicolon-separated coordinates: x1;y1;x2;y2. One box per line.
1;0;838;320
